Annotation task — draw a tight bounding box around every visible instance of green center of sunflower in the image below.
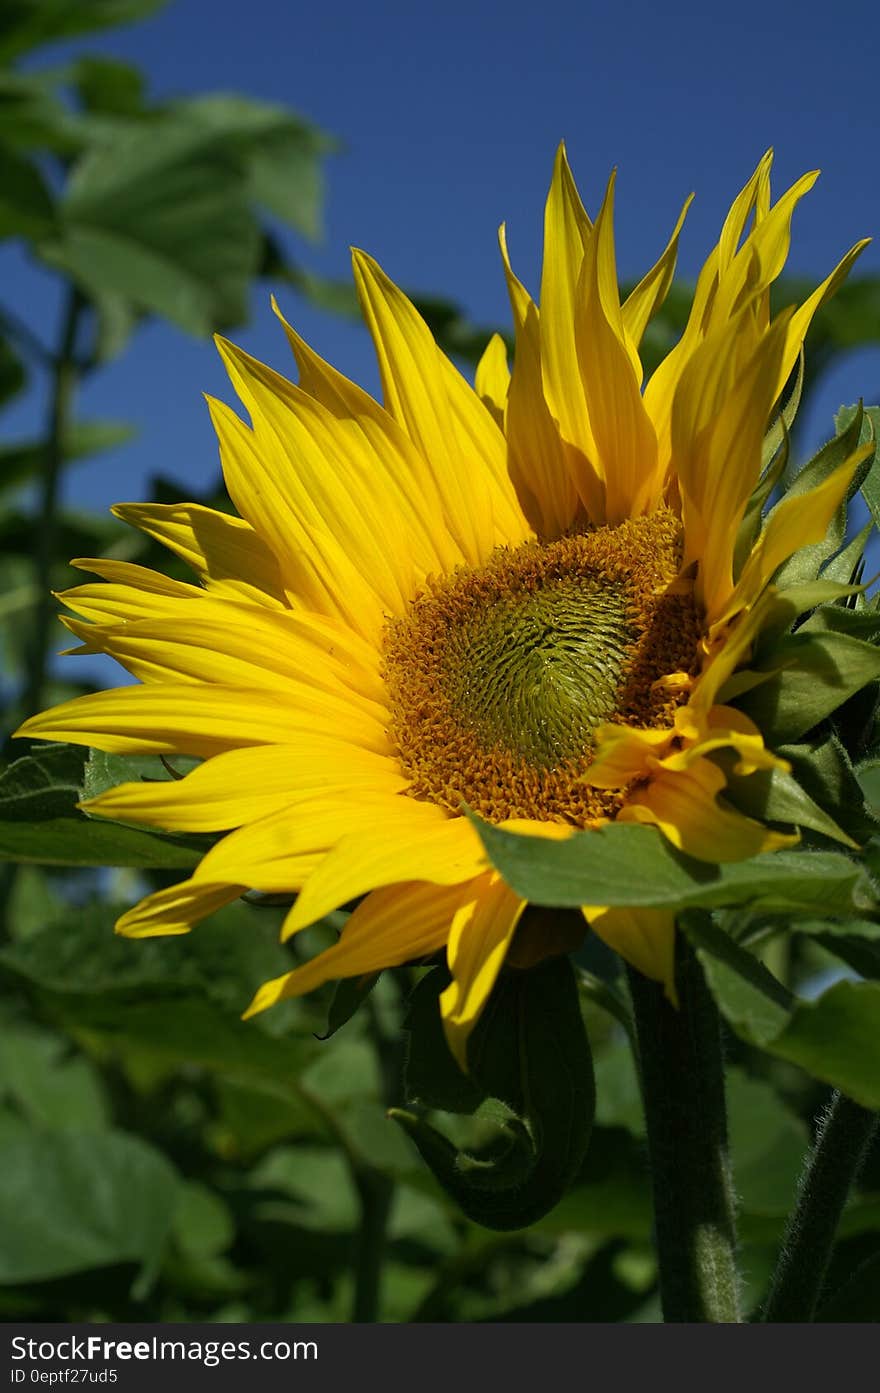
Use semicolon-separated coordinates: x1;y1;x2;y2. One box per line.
439;575;634;767
383;509;700;825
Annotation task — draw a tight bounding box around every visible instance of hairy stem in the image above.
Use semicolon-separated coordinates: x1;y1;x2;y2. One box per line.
627;930;741;1322
762;1090;878;1322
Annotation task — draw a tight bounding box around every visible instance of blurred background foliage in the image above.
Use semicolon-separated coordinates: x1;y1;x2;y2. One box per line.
1;0;879;1324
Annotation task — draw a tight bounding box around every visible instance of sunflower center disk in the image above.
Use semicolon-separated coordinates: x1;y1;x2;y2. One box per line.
383;510;700;825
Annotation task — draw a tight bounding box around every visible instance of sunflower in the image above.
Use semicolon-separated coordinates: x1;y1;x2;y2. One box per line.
17;148;871;1068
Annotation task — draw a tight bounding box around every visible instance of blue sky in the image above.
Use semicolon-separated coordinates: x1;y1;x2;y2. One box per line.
3;0;879;521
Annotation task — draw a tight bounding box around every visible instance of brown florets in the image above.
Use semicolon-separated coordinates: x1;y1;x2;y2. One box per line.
383;509;701;825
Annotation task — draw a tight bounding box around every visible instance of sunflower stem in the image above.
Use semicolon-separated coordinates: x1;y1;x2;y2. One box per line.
347;991;404;1322
23;283;85;719
761;1091;877;1322
627;929;741;1322
0;285;84;938
350;1166;394;1322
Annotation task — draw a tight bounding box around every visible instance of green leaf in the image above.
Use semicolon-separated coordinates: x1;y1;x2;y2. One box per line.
393;956;595;1230
89;288;140;363
821;522;873;588
249;1145;358;1233
727;1068;809;1216
0;70;103;156
1;895;287;1010
782;734;878;844
80;747;200;801
0;1021;109;1131
0;1128;179;1287
772;981;880;1107
735;352;806;579
593;1037;644;1136
722;762;856;847
801;603;880;642
686;917;880;1107
41;118;261;335
762;350;804;470
788;916;880;942
533;1124;653;1242
683;915;794;1041
748;580;866;660
837;404;880;531
786;916;880;980
817;937;880;980
735;426;790;579
723;725;880;848
318;972;381;1041
0;1;168;62
0;418;135;497
0;901;327;1105
172;1181;234;1259
0;148;55;241
73;55;145;117
773;405;870;589
858;758;880;812
168;95;334;241
403;967;484;1115
473;816;874;918
0;745;208;867
736;630;880;745
0;743;86;821
210;1078;316;1160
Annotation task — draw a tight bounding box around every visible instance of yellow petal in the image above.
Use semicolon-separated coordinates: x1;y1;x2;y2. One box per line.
620;757;798;862
642;240;721;470
499;223;590;533
722;440;873;622
539;146;596;451
717;150;774;277
770;240;870;403
352;249;498;564
474;332;510;428
115;880;244;938
643;153;774;468
61;603;388;710
621;194;693;350
282;810;487;939
69;559;203;600
688;589;779;723
111;502;286;608
272;299;468;573
81;741;408;832
207;394;385;640
584;905;677;1002
437;347;532;547
586;723;675;788
61;567;204;624
575;172;659;522
659;705;786;777
15;684;393;757
243;879;463;1018
440;871;526;1068
189;792;426;893
673;306;793;621
709;168;819;331
216;337;422;621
